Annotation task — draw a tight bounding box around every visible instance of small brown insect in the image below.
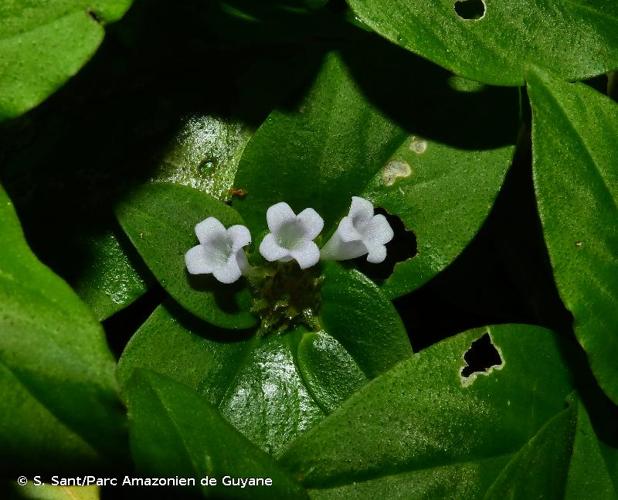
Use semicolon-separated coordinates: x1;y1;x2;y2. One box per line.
229;187;248;198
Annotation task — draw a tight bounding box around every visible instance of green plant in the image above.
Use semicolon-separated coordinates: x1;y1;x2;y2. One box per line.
1;0;616;498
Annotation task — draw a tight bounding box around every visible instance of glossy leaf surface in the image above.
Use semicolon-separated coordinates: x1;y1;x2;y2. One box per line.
125;370;307;499
117;264;411;455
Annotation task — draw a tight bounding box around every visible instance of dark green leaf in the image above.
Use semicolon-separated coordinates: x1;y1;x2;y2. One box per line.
364;132;514;298
564;402;618;498
232;52;403;233
116;182;256;329
0;0;133;121
72;231;148;321
318;262;412;377
485;397;618;499
125;369;307;499
1;105;252;321
346;0;618;86
117;264;410;454
119;308;325;455
280;324;574;496
233;50;515;298
527;70;618;404
0;185;126;470
486;406;575;498
296;331;368;415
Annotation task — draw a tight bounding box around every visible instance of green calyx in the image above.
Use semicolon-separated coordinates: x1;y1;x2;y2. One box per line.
247;261;323;336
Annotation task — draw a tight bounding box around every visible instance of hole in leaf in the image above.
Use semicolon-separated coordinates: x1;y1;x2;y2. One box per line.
460;333;503;382
454;0;486;20
354;208;417;283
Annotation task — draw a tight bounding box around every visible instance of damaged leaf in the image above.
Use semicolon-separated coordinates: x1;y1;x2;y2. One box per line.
346;0;618;86
279;324;577;497
232;47;516;298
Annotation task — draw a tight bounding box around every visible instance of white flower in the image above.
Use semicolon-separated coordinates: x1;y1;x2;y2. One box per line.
320;196;394;263
259;202;324;269
185;217;251;284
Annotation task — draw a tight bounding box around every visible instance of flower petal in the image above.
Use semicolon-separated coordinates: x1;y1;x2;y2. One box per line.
259;233;290;262
266;202;296;233
185;245;214;274
320;232;368;261
297;208;324;240
366;244;387;264
349;196;374;222
228;224;251;252
235;249;250;274
290;240;320;269
195;217;226;244
362;214;394;245
212;258;242;284
338;216;363;243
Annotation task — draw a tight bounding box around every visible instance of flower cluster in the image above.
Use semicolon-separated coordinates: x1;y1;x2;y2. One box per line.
185;197;394;283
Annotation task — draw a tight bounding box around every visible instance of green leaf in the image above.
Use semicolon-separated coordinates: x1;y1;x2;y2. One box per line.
232;50;515;298
486;406;576;498
116;182;257;329
527;70;618;404
10;484;99;500
0;0;133;121
564;403;618;498
280;324;575;497
72;230;149;321
150;114;253;202
125;370;308;499
78;114;252;320
1;104;252;321
0;185;126;470
318;262;412;377
485;397;618;499
119;308;325;455
232;52;402;233
346;0;618;86
117;265;411;455
363;133;513;298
